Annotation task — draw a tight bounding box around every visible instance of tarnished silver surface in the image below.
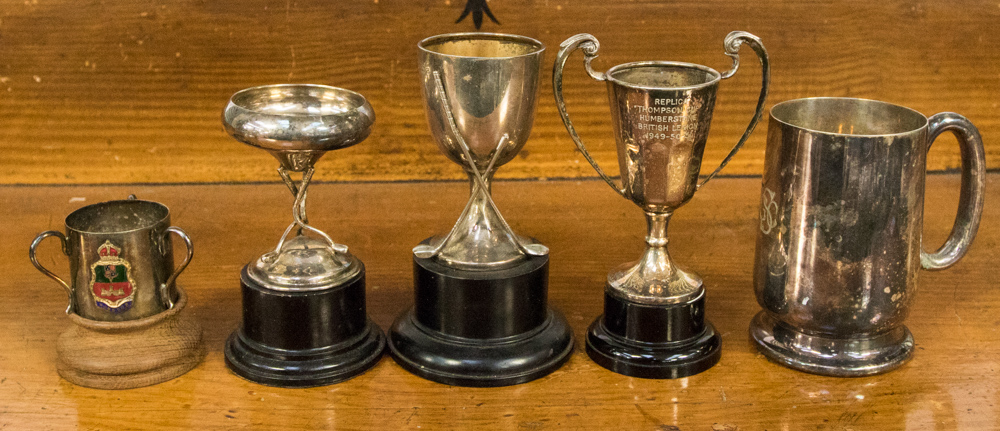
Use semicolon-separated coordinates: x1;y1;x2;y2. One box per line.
223;84;373;291
554;31;769;304
751;97;986;376
413;33;549;269
223;84;374;172
30;197;193;320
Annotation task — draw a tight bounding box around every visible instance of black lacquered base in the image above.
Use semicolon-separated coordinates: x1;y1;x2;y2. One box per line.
224;265;385;388
586;290;721;379
388;249;573;387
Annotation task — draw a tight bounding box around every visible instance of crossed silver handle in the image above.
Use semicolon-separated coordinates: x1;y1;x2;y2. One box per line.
267;166;348;262
413;71;549;259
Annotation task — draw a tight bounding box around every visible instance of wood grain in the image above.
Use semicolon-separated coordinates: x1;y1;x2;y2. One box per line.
0;0;997;184
56;287;204;390
1;174;997;429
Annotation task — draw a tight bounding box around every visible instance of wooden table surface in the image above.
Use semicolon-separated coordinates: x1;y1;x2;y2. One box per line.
1;175;997;430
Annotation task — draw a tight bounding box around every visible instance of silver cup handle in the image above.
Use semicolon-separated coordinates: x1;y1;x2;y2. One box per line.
553;33;628;199
920;113;986;270
698;31;771;189
29;230;74;314
160;226;193;309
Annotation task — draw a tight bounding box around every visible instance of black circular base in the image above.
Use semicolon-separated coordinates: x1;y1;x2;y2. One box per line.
387;248;573;387
225;319;385;388
389;309;573;387
224;264;386;388
585;290;721;379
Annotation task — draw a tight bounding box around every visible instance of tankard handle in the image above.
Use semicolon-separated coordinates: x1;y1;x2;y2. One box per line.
697;31;770;189
160;226;193;309
29;231;74;314
552;33;627;199
920;113;986;270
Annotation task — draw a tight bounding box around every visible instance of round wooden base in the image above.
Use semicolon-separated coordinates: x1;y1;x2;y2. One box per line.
56;286;204;390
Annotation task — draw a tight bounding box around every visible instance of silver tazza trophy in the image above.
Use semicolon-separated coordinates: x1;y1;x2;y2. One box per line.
554;32;769;378
222;84;384;387
389;33;573;387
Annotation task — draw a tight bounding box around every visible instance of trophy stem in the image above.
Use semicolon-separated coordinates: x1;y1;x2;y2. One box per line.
609;211;701;303
278;166;310;235
270;166;347;256
644;212;670;248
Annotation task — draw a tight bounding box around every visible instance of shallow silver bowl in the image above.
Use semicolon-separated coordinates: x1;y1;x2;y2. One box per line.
223;84;375;171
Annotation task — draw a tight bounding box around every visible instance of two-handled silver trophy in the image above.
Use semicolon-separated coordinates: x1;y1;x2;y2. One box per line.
222;84;385;387
554;32;769;378
389;33;573;387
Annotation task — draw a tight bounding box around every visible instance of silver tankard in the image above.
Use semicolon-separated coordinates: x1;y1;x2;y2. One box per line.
553;31;769;378
751;97;986;376
30;197;193;321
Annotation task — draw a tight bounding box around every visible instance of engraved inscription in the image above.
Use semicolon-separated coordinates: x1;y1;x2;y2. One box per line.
632;98;697;141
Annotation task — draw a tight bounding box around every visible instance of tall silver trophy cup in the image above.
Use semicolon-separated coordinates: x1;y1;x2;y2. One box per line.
554;32;769;378
389;33;573;387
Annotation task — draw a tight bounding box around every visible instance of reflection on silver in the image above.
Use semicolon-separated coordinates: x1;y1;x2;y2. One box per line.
554;31;769;304
412;33;548;269
751;97;986;376
223;84;375;290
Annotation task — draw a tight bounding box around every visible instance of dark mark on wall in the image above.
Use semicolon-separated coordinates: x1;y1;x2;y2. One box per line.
456;0;500;29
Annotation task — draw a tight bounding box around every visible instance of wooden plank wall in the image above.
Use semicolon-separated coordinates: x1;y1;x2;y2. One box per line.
0;0;996;185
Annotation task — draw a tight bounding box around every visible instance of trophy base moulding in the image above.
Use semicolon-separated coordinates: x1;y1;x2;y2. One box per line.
749;312;914;377
224;265;385;388
56;286;204;390
388;239;573;387
586;289;721;379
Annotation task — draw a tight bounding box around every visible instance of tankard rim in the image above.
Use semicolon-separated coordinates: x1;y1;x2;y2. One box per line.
770;97;929;138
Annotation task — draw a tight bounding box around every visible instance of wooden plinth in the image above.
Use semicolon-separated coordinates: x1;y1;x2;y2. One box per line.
55;286;204;390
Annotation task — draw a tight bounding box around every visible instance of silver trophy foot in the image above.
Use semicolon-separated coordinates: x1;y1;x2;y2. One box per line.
749;312;914;377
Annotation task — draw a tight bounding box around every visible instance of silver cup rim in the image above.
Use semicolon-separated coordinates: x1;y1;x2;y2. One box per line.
65;199;170;234
604;61;721;91
770;97;929;138
222;83;375;153
226;83;371;118
418;32;545;59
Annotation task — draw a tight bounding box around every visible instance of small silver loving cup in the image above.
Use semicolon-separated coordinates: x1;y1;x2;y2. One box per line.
751;97;986;376
30;197;193;321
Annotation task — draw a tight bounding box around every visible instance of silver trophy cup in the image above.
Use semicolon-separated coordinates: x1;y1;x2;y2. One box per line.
751;97;986;376
411;33;549;266
389;33;573;387
554;31;769;378
222;84;385;387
